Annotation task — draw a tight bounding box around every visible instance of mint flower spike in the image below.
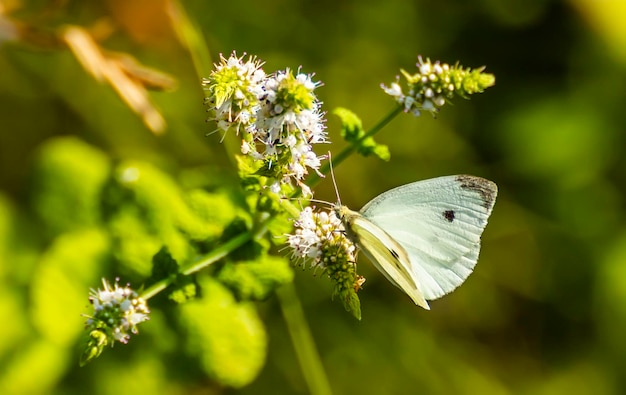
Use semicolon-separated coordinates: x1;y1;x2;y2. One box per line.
80;278;150;365
253;68;327;196
204;53;328;197
288;207;363;319
202;51;265;135
381;55;495;116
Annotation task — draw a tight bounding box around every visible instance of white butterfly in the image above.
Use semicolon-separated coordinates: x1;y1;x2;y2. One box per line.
336;175;497;309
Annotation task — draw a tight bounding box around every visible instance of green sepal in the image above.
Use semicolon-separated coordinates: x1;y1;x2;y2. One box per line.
331;277;362;321
333;107;390;161
79;325;109;367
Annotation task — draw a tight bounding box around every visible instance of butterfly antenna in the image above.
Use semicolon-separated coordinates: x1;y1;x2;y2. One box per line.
308;198;333;208
328;151;342;206
279;194;332;209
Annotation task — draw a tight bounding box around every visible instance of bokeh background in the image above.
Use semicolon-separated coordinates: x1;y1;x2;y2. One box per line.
2;0;626;394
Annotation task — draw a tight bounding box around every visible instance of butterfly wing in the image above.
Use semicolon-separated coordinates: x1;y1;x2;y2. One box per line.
360;175;497;300
339;206;430;309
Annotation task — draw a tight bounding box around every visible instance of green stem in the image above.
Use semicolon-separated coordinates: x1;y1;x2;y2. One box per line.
167;0;213;80
140;215;271;300
306;104;403;188
278;283;333;395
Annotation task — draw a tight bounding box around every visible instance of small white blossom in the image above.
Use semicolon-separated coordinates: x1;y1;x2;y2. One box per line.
84;278;150;345
241;140;252;154
270;182;281;194
380;81;404;100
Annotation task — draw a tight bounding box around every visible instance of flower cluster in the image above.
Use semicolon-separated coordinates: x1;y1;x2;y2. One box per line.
381;56;495;116
288;207;353;267
203;52;327;196
80;278;150;365
202;52;265;134
288;207;364;319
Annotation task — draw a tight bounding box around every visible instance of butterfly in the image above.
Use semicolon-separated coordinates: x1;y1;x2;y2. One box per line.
336;175;497;309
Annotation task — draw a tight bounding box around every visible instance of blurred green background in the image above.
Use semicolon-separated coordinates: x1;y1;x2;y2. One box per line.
2;0;626;394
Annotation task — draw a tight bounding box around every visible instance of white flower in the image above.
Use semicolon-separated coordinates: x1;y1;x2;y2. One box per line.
85;278;150;345
303;150;321;170
291;162;306;180
270;182;281;194
241;140;252;154
284;134;297;147
381;82;403;100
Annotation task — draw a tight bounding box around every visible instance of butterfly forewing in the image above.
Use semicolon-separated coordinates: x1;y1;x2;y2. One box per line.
339;206;430;309
359;175;497;300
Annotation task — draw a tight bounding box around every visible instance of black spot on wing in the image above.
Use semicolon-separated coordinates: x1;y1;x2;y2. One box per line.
443;210;455;222
389;248;400;260
386;248;404;271
455;175;498;209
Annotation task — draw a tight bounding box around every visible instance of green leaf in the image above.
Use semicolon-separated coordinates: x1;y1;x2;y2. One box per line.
31;228;110;346
150;246;179;279
219;217;268;261
103;161;203;276
340;289;362;321
333;107;390;161
184;189;239;241
179;276;267;388
167;279;197;304
149;247;197;303
217;255;294;301
31;137;111;236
